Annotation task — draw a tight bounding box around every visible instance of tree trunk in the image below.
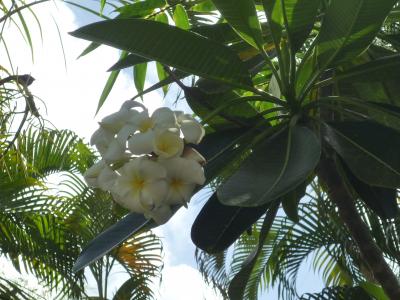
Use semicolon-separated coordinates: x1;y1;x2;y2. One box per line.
317;156;400;300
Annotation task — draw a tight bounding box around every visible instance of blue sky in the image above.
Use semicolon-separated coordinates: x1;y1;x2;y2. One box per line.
1;1;325;298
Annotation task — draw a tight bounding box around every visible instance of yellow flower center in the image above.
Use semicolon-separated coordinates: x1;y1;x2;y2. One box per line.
132;178;145;190
170;178;183;190
139;118;154;133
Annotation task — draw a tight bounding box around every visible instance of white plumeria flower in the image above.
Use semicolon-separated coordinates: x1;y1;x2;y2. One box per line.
103;139;126;163
160;157;205;206
99;109;139;133
177;114;205;144
83;160;107;188
127;108;178;155
83;160;118;191
182;146;206;165
112;158;168;212
145;204;173;225
90;127;114;155
153;128;184;159
97;166;118;191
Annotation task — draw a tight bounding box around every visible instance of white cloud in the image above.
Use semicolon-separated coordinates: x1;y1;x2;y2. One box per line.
156;264;222;300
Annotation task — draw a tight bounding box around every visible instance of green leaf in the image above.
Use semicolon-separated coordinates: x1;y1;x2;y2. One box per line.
72;213;152;272
96;51;127;113
323;121;400;188
184;87;263;130
116;0;166;18
227;202;279;300
71;19;252;88
193;128;250;184
218;125;321;207
78;42;101;58
108;54;150;71
281;180;308;223
314;0;397;67
263;0;319;52
360;281;390;300
191;193;269;253
335;54;400;84
192;23;240;44
173;4;190;30
134;62;147;95
343;161;399;219
211;0;264;49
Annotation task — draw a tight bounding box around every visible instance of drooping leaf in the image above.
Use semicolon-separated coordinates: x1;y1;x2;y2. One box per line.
263;0;320;52
134;62;147;95
314;0;397;67
335;54;400;84
341;159;399;219
227;202;279;300
191;193;269;253
184;87;263;130
211;0;264;49
193;128;249;183
71;19;252;88
72;213;152;272
173;4;190;30
218;125;321;207
108;54;150;71
323;121;400;188
281;180;308;223
116;0;166;18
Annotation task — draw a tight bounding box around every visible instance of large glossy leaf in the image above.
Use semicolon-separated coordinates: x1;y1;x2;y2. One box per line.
173;4;190;30
218;125;321;207
71;19;252;88
323;121;400;188
193;128;250;183
72;213;152;272
191;193;269;253
185;87;263;130
262;0;319;52
116;0;166;18
343;161;399;219
314;0;397;67
109;54;150;71
211;0;264;49
134;62;147;95
335;54;400;84
228;202;279;300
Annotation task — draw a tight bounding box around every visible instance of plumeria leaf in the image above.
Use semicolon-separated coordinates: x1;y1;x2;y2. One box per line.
323;121;400;188
191;192;269;253
108;54;150;71
73;213;153;272
342;160;399;219
228;202;279;300
211;0;264;49
71;19;252;89
218;125;320;207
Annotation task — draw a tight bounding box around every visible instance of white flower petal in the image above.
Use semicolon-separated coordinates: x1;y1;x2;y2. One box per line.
142;179;168;207
153;129;184;159
151;107;176;128
161;157;205;185
111;191;148;214
137;158;167;181
100;110;138;133
128;131;155;155
120;100;146;111
182;147;206;165
180;119;205;144
97;166;118;191
146;204;173;225
90;127;114;155
103;139;126;163
128;110;153;132
165;182;196;206
116;124;137;146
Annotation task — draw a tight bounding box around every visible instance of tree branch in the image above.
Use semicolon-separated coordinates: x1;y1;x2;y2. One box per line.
317;155;400;300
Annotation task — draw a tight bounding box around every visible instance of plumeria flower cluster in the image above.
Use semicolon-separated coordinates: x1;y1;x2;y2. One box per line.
84;100;206;224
